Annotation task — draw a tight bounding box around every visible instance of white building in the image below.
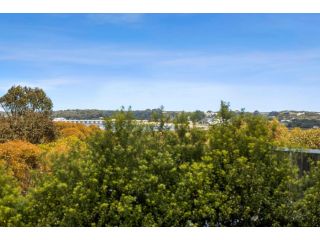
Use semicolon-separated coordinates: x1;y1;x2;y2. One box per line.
53;118;105;129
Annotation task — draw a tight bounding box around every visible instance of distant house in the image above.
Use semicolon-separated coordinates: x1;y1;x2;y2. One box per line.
280;119;291;123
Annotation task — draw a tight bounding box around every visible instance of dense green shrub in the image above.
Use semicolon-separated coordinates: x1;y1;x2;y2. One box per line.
292;161;320;226
0;163;25;226
23;106;303;226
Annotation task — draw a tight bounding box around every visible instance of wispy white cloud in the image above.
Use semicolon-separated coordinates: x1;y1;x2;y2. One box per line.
1;43;320;97
2;43;320;76
0;78;77;92
0;44;173;66
86;14;144;25
159;50;320;69
1;42;319;63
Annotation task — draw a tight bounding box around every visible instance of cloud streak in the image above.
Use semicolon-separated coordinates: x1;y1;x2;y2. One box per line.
2;42;320;91
0;78;77;92
86;14;144;25
2;43;320;73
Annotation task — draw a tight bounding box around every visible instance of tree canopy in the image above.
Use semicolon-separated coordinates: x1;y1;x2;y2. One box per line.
0;86;52;117
0;86;55;144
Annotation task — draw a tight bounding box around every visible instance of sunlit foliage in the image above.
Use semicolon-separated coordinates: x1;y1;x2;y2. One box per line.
0;140;41;190
54;122;100;140
0;163;25;226
272;119;320;149
23;106;300;226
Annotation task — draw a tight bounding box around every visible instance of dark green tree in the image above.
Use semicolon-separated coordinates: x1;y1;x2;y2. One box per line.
189;110;206;125
151;105;170;131
0;85;55;143
216;101;234;123
292;161;320;226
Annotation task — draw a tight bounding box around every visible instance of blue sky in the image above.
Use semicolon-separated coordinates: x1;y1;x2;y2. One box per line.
0;14;319;111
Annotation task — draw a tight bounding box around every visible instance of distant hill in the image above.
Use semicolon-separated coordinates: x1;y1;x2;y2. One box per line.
52;109;182;121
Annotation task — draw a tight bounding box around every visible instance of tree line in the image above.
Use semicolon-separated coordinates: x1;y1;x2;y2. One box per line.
53;108;205;122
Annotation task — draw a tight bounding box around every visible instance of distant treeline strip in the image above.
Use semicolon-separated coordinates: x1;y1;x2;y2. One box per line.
52;109;320;129
53;109;184;120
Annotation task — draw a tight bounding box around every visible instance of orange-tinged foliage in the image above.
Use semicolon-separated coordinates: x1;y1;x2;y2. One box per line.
60;127;86;139
269;119;291;146
0;140;41;190
288;128;320;149
0;136;90;191
271;119;320;149
0;122;96;191
54;122;100;140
